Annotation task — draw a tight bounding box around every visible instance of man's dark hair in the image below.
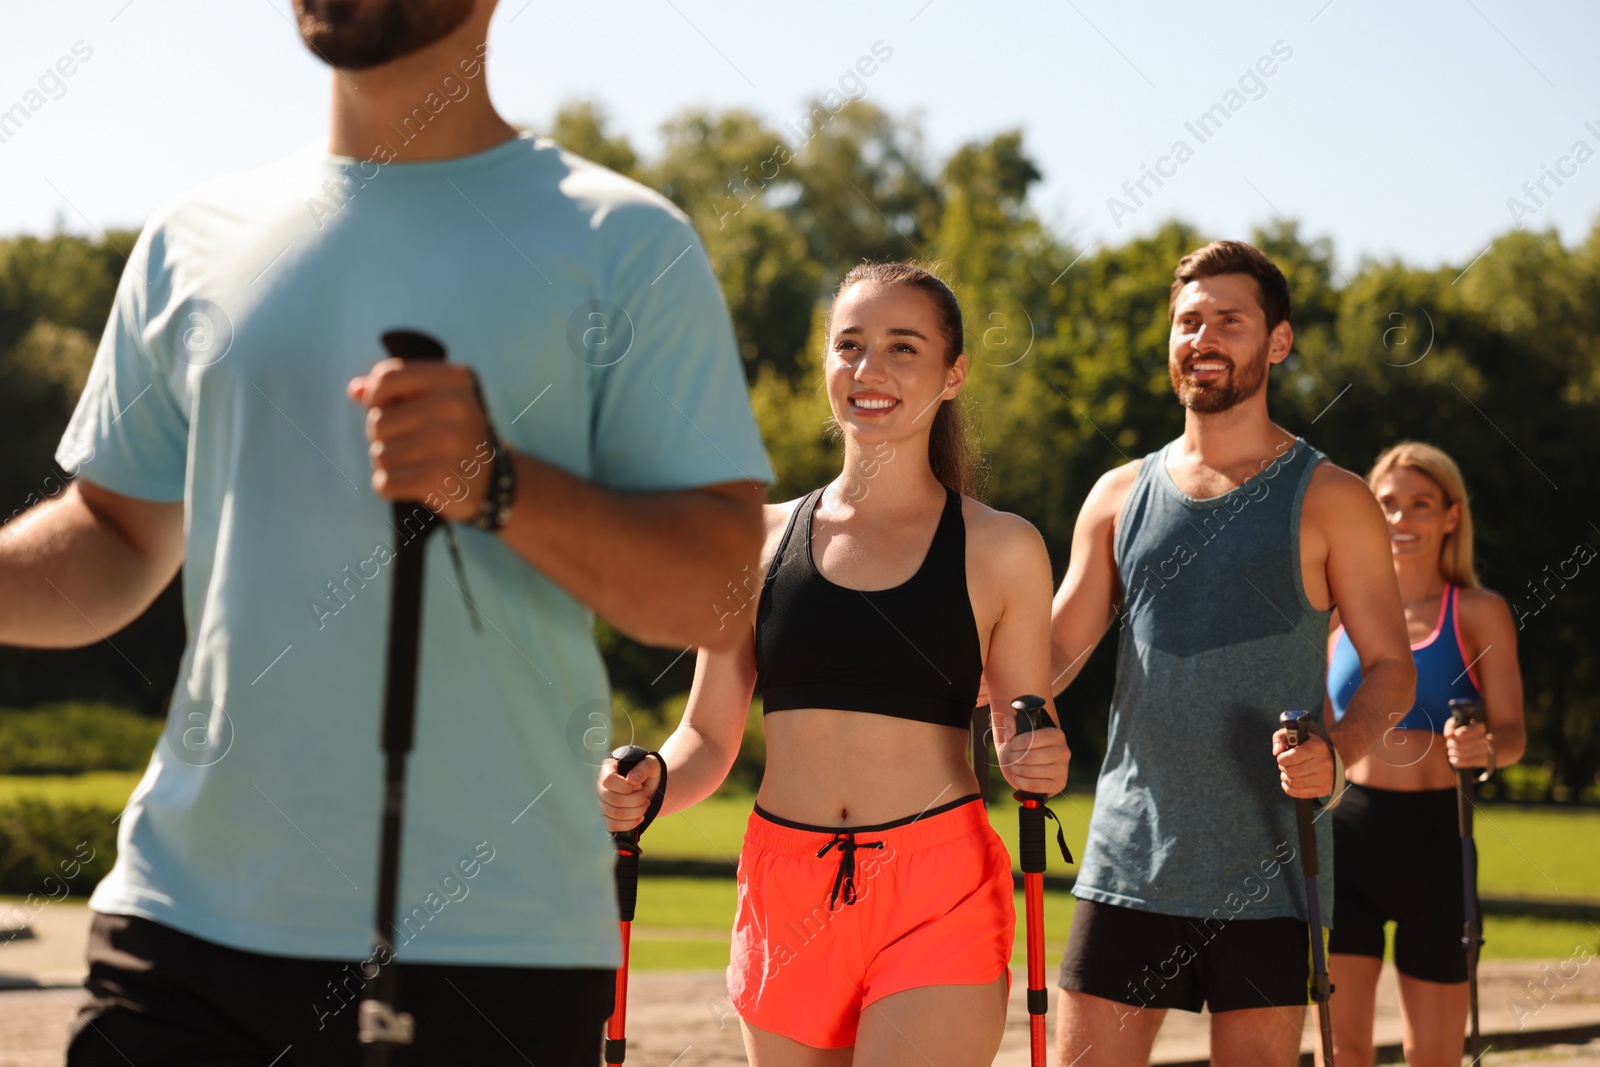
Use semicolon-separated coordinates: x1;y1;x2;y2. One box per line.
1168;240;1291;331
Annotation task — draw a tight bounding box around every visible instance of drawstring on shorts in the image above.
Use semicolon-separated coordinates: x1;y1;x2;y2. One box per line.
816;832;885;908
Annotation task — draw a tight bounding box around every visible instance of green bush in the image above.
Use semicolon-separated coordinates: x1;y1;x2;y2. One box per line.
609;690;765;795
0;797;118;897
0;703;160;774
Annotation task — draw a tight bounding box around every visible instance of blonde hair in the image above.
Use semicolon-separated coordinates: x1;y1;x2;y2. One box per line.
1367;442;1479;588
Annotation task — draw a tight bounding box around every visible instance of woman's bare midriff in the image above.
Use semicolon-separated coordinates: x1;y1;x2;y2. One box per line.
757;707;981;826
1346;728;1459;791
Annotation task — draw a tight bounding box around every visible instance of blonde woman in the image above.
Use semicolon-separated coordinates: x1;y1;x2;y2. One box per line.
1325;442;1526;1067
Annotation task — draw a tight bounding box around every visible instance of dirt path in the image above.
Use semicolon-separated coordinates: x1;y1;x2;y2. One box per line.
4;904;1598;1064
6;966;1598;1066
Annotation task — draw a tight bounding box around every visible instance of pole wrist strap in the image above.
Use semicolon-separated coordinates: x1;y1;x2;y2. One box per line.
635;752;670;838
1299;715;1346;811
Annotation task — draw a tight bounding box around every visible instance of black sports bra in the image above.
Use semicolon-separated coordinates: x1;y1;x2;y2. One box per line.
753;486;983;729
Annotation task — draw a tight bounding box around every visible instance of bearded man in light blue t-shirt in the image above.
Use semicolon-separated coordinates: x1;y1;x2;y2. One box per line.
0;1;771;1063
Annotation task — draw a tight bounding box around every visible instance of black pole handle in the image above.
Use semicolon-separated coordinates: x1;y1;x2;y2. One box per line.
1009;695;1072;866
362;330;448;1059
611;745;650;849
614;745;650;779
1451;701;1484;1058
1281;707;1310;748
1279;710;1317;878
1450;696;1479;779
382;329;447;364
1450;697;1481;833
1449;697;1494;780
1010;695;1050;802
1280;708;1333;1053
1011;695;1050;736
379;329;448;527
610;745;668;845
375;330;449;761
610;745;668;926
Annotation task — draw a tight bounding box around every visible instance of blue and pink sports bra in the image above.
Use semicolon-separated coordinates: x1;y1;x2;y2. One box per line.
1328;583;1480;732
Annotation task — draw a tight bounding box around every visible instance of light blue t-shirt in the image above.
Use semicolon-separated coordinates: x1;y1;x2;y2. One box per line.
56;133;772;966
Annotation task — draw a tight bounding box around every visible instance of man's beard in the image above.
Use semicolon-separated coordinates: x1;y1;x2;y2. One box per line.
1169;338;1271;414
292;0;475;70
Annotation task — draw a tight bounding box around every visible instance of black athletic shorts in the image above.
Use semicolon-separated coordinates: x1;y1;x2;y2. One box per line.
1328;782;1471;983
1058;898;1312;1013
67;913;614;1066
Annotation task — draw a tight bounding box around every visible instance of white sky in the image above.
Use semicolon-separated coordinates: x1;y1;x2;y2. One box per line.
2;0;1598;275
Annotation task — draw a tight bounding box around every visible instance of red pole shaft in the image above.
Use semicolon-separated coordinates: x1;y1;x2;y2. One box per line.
605;920;631;1063
1025;866;1046;1066
1019;795;1049;1067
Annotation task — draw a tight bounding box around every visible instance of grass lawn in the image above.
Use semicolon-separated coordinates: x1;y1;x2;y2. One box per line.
1468;804;1600;900
644;792;1093;878
646;792;1600;902
9;778;1592;903
629;792;1600;970
0;771;142;808
623;878;1600;970
3;776;1594;968
626;882;1079;972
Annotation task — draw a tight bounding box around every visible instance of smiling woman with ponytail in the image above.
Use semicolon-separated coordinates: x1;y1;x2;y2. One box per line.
600;261;1068;1065
822;263;983;500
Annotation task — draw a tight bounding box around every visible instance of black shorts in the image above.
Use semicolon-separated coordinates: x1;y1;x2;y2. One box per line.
68;913;614;1066
1329;782;1471;983
1058;899;1311;1014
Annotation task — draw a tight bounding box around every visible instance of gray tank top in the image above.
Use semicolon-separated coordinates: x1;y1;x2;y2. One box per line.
1074;436;1334;926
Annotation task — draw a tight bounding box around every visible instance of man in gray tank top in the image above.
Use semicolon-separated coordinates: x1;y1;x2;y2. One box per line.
1048;241;1416;1066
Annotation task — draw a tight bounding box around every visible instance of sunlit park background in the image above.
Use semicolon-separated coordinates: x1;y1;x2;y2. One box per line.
1;0;1597;1022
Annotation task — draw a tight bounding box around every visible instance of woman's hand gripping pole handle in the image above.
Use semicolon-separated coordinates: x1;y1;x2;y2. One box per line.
610;746;668;921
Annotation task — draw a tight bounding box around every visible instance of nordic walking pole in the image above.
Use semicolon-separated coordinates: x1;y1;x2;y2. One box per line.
1011;695;1070;1067
1281;709;1335;1067
359;329;447;1062
606;744;668;1066
1450;697;1492;1064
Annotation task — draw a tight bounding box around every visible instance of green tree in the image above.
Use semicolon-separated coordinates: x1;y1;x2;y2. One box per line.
544;100;639;178
4;104;1597;799
790;100;941;277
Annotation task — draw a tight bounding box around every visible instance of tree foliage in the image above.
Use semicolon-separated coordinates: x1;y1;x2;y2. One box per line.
2;103;1596;798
